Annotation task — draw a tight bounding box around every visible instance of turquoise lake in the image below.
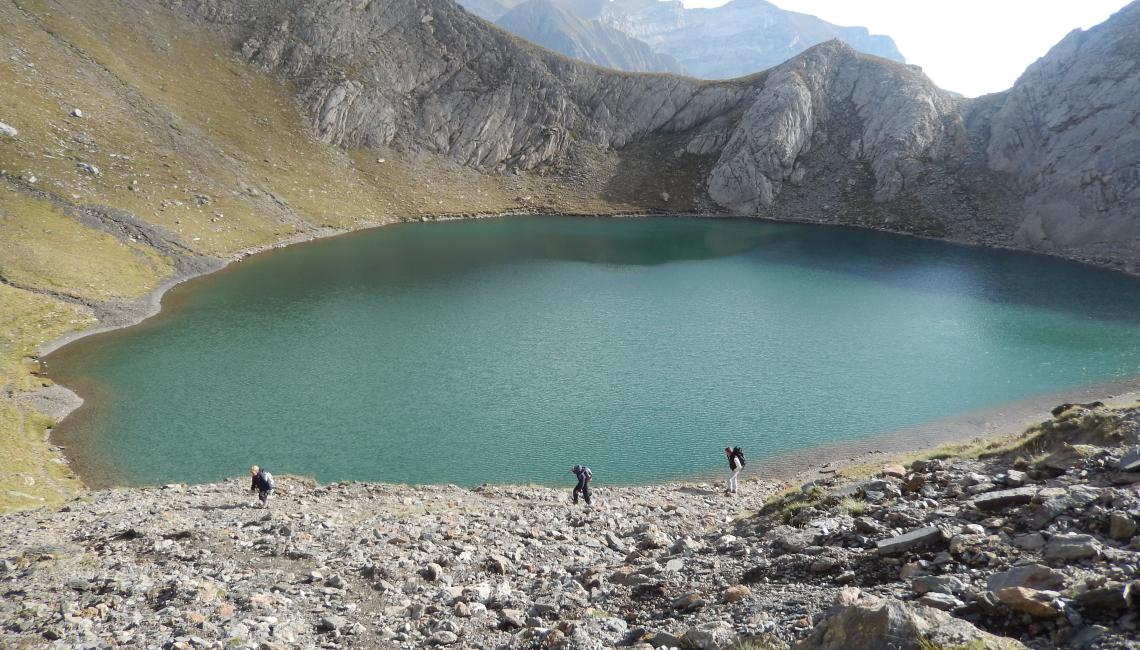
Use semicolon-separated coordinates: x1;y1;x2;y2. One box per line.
48;216;1140;487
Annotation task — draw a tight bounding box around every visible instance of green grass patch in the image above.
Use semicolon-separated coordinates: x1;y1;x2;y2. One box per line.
761;485;826;525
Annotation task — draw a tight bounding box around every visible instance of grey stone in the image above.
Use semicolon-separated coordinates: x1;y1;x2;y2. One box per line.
682;620;735;650
1012;533;1046;551
604;531;626;553
0;121;16;138
1119;447;1140;472
430;630;458;645
986;564;1064;592
876;526;946;555
1108;513;1136;540
648;630;685;648
911;575;966;595
798;589;1026;650
1043;534;1101;562
969;486;1037;510
918;592;963;611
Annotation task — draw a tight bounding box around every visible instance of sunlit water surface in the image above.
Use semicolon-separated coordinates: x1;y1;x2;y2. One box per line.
49;217;1140;487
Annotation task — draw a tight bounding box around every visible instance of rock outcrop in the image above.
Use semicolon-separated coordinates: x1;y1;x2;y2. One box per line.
978;2;1140;266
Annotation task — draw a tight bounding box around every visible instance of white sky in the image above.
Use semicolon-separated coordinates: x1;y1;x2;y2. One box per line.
679;0;1133;97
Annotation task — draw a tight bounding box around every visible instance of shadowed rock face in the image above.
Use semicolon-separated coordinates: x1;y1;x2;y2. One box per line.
162;0;1139;271
980;1;1140;265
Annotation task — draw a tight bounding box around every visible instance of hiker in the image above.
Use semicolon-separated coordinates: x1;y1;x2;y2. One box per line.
570;464;592;505
725;446;746;494
249;465;275;508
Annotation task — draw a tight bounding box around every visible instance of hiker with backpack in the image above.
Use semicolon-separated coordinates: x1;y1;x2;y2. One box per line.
725;446;746;495
570;464;592;505
249;465;275;508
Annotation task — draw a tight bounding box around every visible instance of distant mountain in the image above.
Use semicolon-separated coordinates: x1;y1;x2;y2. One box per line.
460;0;905;79
496;0;685;73
458;0;517;21
597;0;905;78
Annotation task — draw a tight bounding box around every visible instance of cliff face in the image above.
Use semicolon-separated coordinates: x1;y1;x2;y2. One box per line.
162;0;983;235
163;0;1136;269
495;0;685;74
979;1;1140;266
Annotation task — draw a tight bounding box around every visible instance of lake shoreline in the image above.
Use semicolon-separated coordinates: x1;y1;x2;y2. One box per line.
34;210;1140;496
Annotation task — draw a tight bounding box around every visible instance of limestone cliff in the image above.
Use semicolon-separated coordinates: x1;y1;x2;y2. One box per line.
978;1;1140;267
161;0;1137;269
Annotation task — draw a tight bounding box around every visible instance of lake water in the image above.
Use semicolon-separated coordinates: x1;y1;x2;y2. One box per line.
48;216;1140;487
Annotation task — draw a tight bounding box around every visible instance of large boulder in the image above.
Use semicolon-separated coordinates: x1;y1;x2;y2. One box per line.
796;589;1026;649
875;526;946;555
1043;534;1101;562
682;620;737;650
986;564;1065;592
994;587;1062;618
970;486;1037;510
1119;447;1140;472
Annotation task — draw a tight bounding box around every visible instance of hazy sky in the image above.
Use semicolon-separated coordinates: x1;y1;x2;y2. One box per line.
679;0;1133;96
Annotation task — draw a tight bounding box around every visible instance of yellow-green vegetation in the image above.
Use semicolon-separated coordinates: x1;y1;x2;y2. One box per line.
761;484;826;524
0;283;94;510
835;429;1043;481
0;400;80;512
834;495;866;517
834;402;1137;484
0;193;171;300
0;282;94;391
0;0;659;514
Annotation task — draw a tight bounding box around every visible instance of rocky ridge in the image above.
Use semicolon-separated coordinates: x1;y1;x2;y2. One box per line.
2;404;1138;649
158;0;1140;271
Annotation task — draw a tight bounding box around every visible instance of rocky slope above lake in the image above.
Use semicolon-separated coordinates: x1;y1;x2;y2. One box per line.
156;0;1140;270
2;403;1138;648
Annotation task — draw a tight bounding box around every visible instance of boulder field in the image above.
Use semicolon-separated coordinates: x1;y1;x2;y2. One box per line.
2;404;1138;648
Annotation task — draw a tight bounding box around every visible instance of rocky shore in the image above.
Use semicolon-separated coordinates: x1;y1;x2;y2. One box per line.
2;403;1138;649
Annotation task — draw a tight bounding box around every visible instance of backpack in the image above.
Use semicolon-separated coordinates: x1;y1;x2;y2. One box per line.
732;447;746;467
580;466;592;482
262;471;275;490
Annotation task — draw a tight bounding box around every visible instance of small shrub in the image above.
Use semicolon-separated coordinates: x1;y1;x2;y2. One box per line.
835;496;866;517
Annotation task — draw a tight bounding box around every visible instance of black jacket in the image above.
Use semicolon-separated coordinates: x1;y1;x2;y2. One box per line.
251;470;272;492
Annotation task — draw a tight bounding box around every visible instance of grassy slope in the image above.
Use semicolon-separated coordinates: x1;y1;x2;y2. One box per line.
0;0;666;512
